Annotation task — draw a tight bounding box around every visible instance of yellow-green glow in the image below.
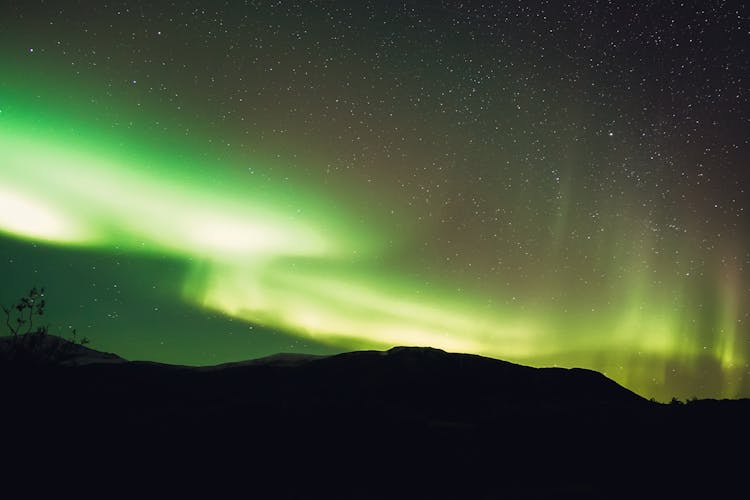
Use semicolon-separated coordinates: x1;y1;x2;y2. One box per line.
191;261;543;358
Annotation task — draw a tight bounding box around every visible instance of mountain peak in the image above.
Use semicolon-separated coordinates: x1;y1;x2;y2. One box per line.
385;345;448;356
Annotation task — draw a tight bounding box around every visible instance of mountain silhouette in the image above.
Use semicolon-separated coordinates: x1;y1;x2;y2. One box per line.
2;337;748;498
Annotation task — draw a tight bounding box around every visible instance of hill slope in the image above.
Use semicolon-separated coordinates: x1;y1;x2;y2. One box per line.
0;334;125;365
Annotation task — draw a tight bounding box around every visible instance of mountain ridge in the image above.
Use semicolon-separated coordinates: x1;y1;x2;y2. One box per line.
1;335;645;404
2;335;749;498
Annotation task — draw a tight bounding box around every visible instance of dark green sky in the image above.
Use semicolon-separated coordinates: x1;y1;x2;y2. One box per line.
1;0;748;400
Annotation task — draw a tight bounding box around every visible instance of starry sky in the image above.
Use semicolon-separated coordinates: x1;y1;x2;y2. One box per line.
1;0;748;400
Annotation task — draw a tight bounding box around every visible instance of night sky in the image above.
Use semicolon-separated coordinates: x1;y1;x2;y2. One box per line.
1;0;748;400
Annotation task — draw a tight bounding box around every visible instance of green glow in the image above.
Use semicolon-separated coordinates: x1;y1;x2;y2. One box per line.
0;124;359;258
0;187;91;243
1;87;747;402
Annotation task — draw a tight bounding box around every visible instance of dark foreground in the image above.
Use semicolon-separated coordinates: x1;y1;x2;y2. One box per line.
3;345;748;498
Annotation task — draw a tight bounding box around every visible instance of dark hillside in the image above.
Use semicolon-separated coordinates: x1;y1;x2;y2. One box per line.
2;341;747;498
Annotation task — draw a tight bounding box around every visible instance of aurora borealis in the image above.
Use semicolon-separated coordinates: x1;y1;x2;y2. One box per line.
1;1;748;400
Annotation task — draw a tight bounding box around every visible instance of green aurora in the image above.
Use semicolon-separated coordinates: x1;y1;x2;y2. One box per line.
1;84;746;401
1;1;748;401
